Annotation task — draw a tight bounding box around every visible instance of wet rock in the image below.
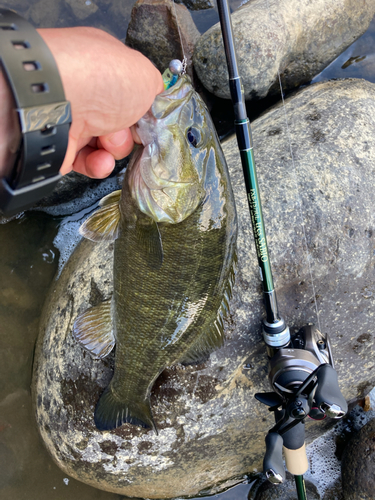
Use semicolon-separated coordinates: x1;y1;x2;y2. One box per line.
27;0;62;27
341;418;375;500
33;78;375;498
31;160;126;216
126;0;200;82
193;0;375;100
65;0;99;20
322;480;344;500
0;442;18;489
250;473;320;500
0;160;126;223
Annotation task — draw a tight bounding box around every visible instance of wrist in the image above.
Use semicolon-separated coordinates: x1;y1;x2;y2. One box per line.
0;68;20;178
0;9;71;216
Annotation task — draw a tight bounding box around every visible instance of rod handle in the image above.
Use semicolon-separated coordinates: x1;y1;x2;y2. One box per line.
284;444;309;475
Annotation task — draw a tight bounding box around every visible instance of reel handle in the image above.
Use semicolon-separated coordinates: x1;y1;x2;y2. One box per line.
314;364;348;418
263;421;309;482
264;432;285;483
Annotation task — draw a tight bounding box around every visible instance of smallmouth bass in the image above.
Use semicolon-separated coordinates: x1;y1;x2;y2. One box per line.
73;75;237;432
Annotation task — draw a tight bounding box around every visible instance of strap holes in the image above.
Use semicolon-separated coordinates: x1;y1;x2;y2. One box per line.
12;40;30;49
32;176;46;183
31;83;49;93
41;124;56;136
0;24;17;30
23;61;40;71
41;145;56;156
37;162;52;171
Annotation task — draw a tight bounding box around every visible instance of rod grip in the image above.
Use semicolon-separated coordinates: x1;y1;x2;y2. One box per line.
284;444;309;475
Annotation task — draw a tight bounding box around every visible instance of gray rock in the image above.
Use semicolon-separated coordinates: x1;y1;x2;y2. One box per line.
341;418;375;500
33;78;375;498
126;0;200;82
193;0;375;100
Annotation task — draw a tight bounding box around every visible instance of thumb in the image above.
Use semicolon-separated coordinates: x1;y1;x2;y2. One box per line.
98;129;135;160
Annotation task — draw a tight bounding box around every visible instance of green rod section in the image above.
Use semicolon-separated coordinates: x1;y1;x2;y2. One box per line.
294;475;307;500
217;0;283;324
238;129;274;292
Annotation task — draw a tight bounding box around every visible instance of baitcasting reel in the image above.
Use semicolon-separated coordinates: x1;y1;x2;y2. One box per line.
255;325;348;484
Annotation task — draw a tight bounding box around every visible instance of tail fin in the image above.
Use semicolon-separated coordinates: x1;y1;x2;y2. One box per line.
94;385;157;434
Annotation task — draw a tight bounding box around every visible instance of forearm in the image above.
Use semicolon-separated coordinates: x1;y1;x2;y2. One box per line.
0;68;19;177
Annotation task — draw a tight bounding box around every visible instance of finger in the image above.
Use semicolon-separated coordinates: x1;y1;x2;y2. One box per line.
98;128;134;160
72;145;115;178
131;124;142;145
60;135;94;175
60;135;78;175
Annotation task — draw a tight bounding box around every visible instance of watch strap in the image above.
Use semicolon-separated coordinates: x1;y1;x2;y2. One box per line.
0;8;71;216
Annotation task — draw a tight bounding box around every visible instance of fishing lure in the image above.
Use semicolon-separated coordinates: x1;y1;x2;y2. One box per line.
162;59;185;90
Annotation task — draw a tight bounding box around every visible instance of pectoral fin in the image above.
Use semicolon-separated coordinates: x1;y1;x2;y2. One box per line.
135;218;164;270
73;300;115;359
79;190;122;242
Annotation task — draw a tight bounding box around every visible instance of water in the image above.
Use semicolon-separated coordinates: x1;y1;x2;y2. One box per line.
1;1;375;499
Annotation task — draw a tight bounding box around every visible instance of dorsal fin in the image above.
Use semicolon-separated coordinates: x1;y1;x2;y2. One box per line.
79;190;122;242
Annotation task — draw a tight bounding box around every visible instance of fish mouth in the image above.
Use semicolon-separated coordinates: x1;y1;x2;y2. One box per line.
151;75;194;120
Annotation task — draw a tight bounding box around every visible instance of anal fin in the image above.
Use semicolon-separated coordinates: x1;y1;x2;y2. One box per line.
73;300;115;359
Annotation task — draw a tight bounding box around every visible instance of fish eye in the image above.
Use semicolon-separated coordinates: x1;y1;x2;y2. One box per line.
187;127;201;148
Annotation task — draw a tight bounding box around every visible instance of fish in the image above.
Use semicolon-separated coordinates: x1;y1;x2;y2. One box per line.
73;74;238;432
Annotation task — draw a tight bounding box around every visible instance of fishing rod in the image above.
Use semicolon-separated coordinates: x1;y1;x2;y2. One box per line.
215;0;348;498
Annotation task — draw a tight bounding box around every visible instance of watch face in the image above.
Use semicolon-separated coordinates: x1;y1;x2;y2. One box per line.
0;68;21;181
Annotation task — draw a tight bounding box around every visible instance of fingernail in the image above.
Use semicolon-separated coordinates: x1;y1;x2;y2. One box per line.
107;131;126;147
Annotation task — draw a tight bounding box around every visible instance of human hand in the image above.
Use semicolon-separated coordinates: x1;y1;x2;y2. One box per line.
39;27;164;178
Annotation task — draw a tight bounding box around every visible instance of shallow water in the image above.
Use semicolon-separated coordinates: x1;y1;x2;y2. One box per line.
1;1;375;499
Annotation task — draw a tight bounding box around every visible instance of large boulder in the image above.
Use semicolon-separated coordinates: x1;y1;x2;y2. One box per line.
33;78;375;498
193;0;375;100
341;418;375;500
126;0;200;82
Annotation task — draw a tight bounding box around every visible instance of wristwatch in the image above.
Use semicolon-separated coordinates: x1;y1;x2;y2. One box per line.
0;8;71;217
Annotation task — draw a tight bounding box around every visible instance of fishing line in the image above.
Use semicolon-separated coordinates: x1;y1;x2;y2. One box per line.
171;1;252;319
265;0;322;333
172;0;187;74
